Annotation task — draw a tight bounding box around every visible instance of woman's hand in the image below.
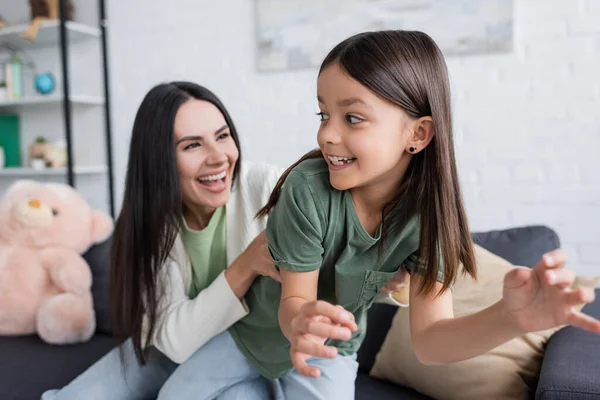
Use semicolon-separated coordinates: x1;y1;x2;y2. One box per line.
242;230;281;282
287;300;358;378
225;230;280;300
380;265;409;294
503;249;600;334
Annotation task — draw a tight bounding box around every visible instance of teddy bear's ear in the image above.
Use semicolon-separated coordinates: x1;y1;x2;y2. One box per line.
6;179;38;194
90;210;114;244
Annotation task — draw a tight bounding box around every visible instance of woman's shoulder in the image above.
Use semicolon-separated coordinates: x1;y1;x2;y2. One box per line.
240;160;284;183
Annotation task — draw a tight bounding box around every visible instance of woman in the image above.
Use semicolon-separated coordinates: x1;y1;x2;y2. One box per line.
41;81;284;399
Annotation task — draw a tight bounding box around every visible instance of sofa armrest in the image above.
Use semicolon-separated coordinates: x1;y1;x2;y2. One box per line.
536;289;600;400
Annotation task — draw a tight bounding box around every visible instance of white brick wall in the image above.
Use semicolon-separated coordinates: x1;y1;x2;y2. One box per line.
105;0;600;276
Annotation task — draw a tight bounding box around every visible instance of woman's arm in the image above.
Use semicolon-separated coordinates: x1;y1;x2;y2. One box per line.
150;260;250;364
152;231;279;364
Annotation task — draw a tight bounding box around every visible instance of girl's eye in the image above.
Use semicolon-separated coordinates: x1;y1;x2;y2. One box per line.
184;142;201;150
316;112;330;122
217;133;230;140
346;114;364;124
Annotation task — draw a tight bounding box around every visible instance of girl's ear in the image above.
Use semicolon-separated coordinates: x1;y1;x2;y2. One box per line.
407;116;435;153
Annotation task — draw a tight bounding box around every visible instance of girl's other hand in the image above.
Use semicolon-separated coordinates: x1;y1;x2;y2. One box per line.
288;301;357;377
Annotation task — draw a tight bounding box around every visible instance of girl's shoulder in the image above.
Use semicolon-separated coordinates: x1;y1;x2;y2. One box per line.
292;157;329;178
282;158;337;209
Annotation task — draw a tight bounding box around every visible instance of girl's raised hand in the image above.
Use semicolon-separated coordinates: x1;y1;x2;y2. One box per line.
503;249;600;334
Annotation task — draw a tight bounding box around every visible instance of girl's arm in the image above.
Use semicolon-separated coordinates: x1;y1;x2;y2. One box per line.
409;249;600;365
278;268;319;340
408;273;521;365
279;268;357;377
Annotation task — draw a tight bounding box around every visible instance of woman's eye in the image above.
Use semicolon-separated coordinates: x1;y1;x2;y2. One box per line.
184;142;201;150
218;133;230;140
346;115;363;124
316;112;329;122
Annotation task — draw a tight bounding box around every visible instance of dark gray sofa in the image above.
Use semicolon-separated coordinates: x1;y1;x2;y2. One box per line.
1;225;599;400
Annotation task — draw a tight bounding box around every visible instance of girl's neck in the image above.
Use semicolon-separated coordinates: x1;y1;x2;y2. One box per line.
350;159;410;215
349;159;411;236
183;204;217;230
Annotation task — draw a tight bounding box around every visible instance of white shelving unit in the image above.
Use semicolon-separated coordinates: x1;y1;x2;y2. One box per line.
0;94;105;109
0;6;114;215
0;165;107;176
0;20;100;49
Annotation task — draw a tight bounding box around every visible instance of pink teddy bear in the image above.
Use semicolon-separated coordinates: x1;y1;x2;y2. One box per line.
0;180;113;344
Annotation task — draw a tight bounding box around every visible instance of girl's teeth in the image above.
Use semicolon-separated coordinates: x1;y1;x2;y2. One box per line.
199;171;226;181
328;156;355;166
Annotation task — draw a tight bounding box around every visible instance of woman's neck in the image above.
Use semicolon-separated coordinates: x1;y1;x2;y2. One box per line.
183;204;217;230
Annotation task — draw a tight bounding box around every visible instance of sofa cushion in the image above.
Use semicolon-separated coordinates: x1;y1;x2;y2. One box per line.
355;373;432;400
370;244;562;400
471;225;560;268
0;333;116;400
536;294;600;400
84;237;113;334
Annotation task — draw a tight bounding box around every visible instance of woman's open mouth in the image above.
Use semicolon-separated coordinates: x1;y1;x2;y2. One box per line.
198;171;227;192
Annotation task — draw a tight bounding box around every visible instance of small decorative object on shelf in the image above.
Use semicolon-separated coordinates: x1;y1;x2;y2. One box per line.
44;139;67;168
34;72;55;95
28;136;67;168
30;0;74;21
21;0;75;41
0;81;7;102
0;114;20;167
29;136;50;168
4;57;23;101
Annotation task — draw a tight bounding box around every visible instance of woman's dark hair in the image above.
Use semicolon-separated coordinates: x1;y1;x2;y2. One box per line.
258;30;476;296
110;82;242;364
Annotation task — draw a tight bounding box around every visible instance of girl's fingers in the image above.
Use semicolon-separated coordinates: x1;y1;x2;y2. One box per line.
291;351;321;378
293;338;338;359
567;310;600;334
303;301;357;331
535;249;567;271
545;268;575;289
563;287;596;306
299;319;352;341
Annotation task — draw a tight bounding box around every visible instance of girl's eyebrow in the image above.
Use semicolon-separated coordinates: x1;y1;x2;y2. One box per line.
316;96;372;109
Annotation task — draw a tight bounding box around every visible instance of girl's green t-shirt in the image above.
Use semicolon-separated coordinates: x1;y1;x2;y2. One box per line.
229;158;445;379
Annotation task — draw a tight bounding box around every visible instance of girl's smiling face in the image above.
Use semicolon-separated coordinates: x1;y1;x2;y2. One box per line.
316;62;414;199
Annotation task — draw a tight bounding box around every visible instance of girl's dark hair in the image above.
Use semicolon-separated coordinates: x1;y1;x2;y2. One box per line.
258;30;476;296
110;82;242;364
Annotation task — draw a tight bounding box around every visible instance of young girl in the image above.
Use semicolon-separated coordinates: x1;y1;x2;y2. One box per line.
189;30;600;400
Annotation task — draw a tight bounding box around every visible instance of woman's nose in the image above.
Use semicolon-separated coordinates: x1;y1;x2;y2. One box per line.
205;148;228;165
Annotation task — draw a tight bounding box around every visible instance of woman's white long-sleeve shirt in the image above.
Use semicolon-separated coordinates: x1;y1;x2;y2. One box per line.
141;162;282;363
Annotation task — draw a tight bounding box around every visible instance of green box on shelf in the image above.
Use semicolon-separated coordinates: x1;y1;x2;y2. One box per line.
0;114;21;167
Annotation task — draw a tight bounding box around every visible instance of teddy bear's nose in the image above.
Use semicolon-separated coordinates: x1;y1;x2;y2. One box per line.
28;199;41;209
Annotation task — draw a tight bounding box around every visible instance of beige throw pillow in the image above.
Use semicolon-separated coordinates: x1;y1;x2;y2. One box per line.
370;245;593;400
